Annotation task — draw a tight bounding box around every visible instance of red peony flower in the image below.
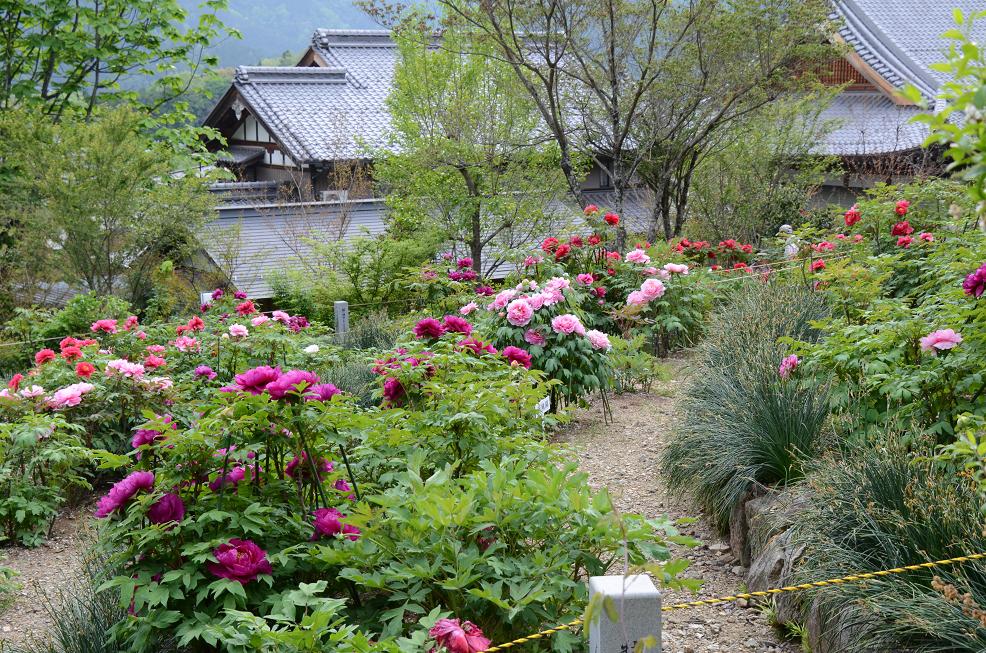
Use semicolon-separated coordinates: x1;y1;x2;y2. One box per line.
811;259;826;272
895;200;910;216
583;204;599;215
235;300;257;316
61;346;82;362
587;234;601;246
570;235;583;248
890;221;914;236
7;373;23;391
844;204;861;227
603;212;620;226
897;235;913;248
76;362;95;378
541;237;559;253
554;244;571;260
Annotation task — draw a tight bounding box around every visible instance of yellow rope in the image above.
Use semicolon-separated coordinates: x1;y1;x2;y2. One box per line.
484;551;986;652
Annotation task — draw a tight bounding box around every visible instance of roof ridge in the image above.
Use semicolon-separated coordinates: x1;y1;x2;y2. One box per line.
313;28;395;49
235;66;348;84
836;0;937;98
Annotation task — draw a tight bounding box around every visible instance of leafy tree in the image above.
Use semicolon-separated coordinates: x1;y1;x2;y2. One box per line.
0;0;236;145
0;108;216;308
373;26;572;274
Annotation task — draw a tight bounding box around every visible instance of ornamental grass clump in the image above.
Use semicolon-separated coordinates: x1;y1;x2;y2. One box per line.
791;440;986;651
661;281;831;531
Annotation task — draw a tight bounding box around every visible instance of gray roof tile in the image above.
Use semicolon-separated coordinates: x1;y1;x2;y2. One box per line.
817;91;926;156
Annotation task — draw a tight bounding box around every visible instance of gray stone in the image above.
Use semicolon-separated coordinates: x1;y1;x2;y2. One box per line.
588;575;662;653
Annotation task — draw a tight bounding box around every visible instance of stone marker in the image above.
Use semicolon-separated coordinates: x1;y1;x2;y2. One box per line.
334;301;349;343
588;574;661;653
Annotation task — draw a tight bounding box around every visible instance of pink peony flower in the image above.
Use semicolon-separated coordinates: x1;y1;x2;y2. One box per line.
489;289;516;310
585;329;611;351
20;385;45;398
311;507;343;538
195;365;217;381
502;346;532;368
172;336;200;352
234;365;281;395
429;618;491;653
457;257;473;269
266;369;319;400
251;315;269;326
811;259;826;272
413;318;446;340
229;324;248;337
105;359;145;379
47;382;95;408
897;235;913;248
143;355;166;369
625;248;651;264
584;203;599;215
778;354;799;379
522;255;543;268
147;493;185;526
576;273;594;285
208;539;272;585
895;199;910;216
90;319;118;334
506;299;534;327
551;314;585;336
663;263;689;275
460;302;479;315
211;288;225;300
442;315;473;335
146;344;166;354
95;471;154;518
7;373;22;391
627;291;648;306
524;329;546;346
640;278;666;300
919;231;934;242
919;329;962;353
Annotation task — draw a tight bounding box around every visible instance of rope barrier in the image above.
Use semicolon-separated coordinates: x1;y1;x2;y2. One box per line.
484;551;986;652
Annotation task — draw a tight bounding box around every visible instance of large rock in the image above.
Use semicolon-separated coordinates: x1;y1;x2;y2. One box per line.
728;486;765;567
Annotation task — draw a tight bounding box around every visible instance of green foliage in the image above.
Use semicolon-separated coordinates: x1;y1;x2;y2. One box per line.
793;440;986;651
0;414;94;545
907;9;986;217
0;109;217;309
608;336;669;394
662;281;831;531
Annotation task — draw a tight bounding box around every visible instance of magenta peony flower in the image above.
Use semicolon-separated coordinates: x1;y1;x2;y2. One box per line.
502;346;532;369
95;471;154;518
194;365;218;381
442;315;473;335
524;329;546;346
413;318;446;340
457;257;473;269
778;354;799;379
266;369;319;400
551;314;585;336
919;329;962;353
285;452;334;480
382;376;405;405
234;366;281;395
233;291;248;300
209;465;249;491
458;337;497;355
429;618;491;653
475;285;494;296
147;493;185;526
312;507;343;538
211;288;225;300
131;415;176;449
963;263;986;298
307;383;341;402
506;299;534;327
585;329;611;351
208;539;272;584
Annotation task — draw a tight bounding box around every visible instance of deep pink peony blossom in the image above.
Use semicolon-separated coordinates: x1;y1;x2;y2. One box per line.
506;299;534;327
963;263;986;298
475;285;494;296
90;319;118;334
897;235;913;248
147;493;185;526
131;415;176;449
844;204;861;226
95;471;154;518
266;369;319;400
209;465;252;491
429;618;491;653
457;257;473;269
234;291;248;300
919;329;962;353
35;349;56;365
235;300;256;316
413;318;446;340
311;507;343;538
891;220;914;236
382;376;405;405
583;203;599;215
285;452;334;480
442;315;473;335
195;365;218;381
307;383;341;402
895;200;910;216
778;355;799;379
234;366;281;395
576;273;594;285
502;346;532;369
208;539;272;584
458;337;497;355
211;288;225;300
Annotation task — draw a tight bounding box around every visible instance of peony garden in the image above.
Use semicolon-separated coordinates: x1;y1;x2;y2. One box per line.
3;2;986;653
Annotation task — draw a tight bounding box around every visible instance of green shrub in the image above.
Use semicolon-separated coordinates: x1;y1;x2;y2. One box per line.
661;281;831;531
608;335;669;394
792;440;986;651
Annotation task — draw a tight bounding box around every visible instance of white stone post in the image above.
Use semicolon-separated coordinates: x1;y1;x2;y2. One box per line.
334;301;349;344
588;575;662;653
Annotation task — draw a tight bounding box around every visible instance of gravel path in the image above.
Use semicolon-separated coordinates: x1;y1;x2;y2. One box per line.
556;357;798;653
0;504;91;648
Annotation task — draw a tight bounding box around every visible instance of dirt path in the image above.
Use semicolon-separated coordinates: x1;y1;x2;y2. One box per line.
556;357;797;653
0;504;91;648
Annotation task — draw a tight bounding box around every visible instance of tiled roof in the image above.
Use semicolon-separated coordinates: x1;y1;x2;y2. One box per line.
833;0;986;100
817;92;926;156
228;30;398;163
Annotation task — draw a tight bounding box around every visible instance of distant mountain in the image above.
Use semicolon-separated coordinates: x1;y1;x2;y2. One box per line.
182;0;378;67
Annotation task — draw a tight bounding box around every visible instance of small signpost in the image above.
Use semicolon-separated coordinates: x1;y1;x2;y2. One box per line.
588;575;662;653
